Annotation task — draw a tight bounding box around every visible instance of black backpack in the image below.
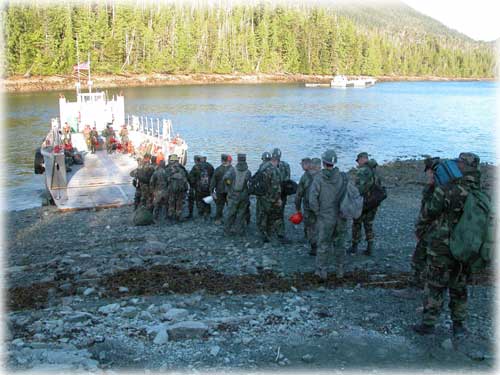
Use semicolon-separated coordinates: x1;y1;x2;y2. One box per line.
363;170;387;212
249;170;267;196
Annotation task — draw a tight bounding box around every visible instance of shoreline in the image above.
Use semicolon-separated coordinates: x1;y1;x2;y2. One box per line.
2;73;495;93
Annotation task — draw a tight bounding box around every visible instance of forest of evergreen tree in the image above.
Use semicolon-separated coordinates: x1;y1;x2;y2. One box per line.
3;2;495;78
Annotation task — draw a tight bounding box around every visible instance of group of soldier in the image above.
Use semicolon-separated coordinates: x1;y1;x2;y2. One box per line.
81;123;130;154
130;146;485;338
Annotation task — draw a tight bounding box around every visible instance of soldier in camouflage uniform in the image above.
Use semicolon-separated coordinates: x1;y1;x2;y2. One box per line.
256;153;282;243
210;154;234;225
412;157;441;287
187;155;202;218
309;149;346;280
413;152;481;336
272;148;291;242
165;154;189;222
296;158;321;255
89;126;99;154
351;152;380;256
130;154;155;211
223;154;252;236
150;159;169;220
256;152;272;229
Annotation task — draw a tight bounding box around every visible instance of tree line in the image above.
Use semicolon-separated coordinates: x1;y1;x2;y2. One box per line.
3;2;496;78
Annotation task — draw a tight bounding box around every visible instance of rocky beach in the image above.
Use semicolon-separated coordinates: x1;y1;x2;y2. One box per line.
5;160;496;372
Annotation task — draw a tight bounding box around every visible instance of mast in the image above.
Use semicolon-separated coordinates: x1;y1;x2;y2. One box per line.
76;37;81;95
87;52;92;94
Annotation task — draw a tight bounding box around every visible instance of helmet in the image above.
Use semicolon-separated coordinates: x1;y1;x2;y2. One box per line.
424;157;441;171
289;211;303;225
194;155;201;162
261;152;271;161
321;149;337;165
457;152;480;171
237;153;246;162
272;148;281;160
169;154;179;162
356;152;369;162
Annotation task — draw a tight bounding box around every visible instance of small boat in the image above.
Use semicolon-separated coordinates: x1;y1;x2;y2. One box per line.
330;75;376;88
305;83;331;88
34;61;188;211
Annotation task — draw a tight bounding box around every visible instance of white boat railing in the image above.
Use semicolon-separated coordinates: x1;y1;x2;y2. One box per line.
127;114;173;142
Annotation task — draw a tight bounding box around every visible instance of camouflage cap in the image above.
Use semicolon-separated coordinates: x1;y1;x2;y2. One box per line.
221;154;229;162
457;152;480;170
424;156;441;171
321;149;337;165
356;152;369;161
237;153;246;162
169;154;179;161
301;157;312;164
194;155;201;162
261;152;272;161
311;158;322;168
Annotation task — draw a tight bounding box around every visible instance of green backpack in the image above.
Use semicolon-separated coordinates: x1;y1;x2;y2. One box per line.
450;189;495;272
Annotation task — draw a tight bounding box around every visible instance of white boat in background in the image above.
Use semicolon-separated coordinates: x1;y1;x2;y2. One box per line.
330;75;376;88
34;60;187;211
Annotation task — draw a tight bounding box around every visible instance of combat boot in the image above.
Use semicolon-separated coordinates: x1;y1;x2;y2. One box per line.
336;263;344;279
309;243;317;256
349;243;358;255
363;241;374;256
412;323;435;335
452;321;467;337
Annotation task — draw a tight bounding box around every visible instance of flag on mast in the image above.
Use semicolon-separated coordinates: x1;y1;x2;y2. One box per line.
73;62;90;71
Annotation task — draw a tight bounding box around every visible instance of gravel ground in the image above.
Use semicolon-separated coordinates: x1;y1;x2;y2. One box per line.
5;160;496;372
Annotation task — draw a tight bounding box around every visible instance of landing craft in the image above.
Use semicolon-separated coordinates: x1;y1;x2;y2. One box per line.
34;64;187;210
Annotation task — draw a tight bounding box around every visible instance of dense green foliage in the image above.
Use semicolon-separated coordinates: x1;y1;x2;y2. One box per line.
3;1;496;77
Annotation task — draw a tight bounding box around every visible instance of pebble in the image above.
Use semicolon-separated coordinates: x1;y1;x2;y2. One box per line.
167;321;209;341
153;329;169;345
301;354;314;363
98;303;120;315
441;338;453;350
83;288;95;296
209;345;221;356
119;286;129;293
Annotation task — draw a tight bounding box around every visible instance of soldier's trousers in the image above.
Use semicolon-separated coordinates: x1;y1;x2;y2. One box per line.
167;191;186;219
153;190;169;219
277;194;287;237
412;238;428;281
195;191;211;217
352;207;378;244
224;196;250;235
316;218;347;275
303;209;318;246
256;198;282;239
188;189;195;215
134;187;141;210
140;185;153;211
215;193;228;220
422;255;468;326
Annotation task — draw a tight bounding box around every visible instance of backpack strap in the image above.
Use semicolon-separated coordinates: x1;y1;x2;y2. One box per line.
338;172;348;202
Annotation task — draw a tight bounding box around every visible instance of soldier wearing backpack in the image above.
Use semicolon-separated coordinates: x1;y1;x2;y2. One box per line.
187;155;201;218
223;154;252;236
295;157;321;255
413;152;482;337
130;154;155;211
166;154;189;222
210;154;233;225
350;152;384;256
309;149;347;280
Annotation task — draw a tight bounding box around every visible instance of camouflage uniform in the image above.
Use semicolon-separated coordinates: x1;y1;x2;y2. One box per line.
256;161;282;242
413;157;441;286
273;149;291;238
295;158;320;254
352;157;379;254
210;155;233;223
150;161;169;220
130;158;155;210
192;159;214;219
188;156;202;218
89;128;99;153
166;157;189;221
223;154;252;236
119;126;129;153
309;160;346;280
416;153;481;333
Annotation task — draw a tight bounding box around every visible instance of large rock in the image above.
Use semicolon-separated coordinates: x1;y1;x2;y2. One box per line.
98;303;120;315
167;321;209;340
162;308;189;322
153;328;169;345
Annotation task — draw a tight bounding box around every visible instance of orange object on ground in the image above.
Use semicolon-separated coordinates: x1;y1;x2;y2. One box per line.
289;211;303;225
